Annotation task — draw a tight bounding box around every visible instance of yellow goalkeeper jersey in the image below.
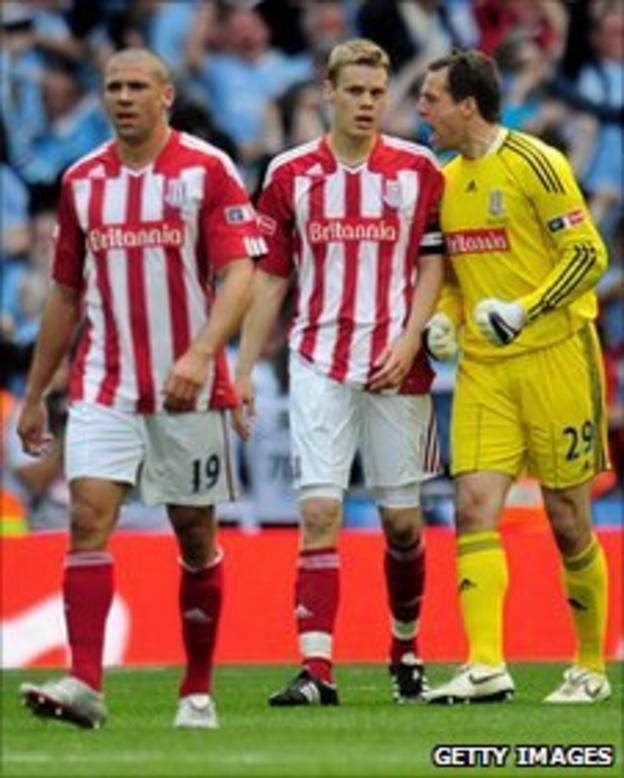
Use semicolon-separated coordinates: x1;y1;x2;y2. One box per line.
438;128;608;360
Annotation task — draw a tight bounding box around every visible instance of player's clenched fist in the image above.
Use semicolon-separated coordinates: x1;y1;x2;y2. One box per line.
474;299;526;346
424;313;458;361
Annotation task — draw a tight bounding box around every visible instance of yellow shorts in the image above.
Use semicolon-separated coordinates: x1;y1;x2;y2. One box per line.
451;325;610;488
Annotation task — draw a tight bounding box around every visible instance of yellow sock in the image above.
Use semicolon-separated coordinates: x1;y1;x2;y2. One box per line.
562;535;608;674
457;531;508;667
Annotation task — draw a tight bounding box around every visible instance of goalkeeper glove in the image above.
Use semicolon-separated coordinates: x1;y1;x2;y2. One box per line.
474;298;526;346
424;313;458;361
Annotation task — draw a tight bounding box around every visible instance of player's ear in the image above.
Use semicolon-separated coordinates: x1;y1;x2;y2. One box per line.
462;96;478;118
163;84;175;110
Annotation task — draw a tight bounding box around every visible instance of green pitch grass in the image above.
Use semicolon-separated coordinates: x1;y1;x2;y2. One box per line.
1;663;622;777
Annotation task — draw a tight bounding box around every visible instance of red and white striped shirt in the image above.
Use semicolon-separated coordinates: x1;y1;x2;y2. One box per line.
52;130;265;413
257;134;444;393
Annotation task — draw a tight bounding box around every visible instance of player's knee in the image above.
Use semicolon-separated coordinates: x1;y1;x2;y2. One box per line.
299;495;342;545
379;508;421;547
543;489;592;555
382;519;419;547
454;485;497;533
169;506;216;566
69;501;110;548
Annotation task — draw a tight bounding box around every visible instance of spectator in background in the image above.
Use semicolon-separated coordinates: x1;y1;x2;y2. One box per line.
190;6;310;176
1;4;47;164
0;123;30;261
494;31;555;132
571;3;624;233
20;0;85;64
169;89;239;161
147;0;200;74
474;0;568;60
357;0;460;74
1;2;87;161
0;121;33;392
16;60;111;186
1;193;59;394
275;2;352;147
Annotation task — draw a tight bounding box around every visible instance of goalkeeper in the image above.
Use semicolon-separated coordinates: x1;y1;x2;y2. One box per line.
418;50;611;704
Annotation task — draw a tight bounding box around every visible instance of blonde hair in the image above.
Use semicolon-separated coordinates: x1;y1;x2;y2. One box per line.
105;47;172;85
326;38;391;85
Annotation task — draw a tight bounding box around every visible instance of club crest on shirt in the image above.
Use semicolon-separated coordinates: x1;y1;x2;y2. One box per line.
164;178;186;210
488;189;504;216
383;180;402;209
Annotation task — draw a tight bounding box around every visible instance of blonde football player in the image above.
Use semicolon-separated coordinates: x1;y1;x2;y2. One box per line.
418;50;611;704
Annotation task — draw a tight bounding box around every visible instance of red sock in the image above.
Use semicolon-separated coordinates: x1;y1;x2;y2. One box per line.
63;551;114;692
385;536;426;664
296;547;339;684
179;554;223;697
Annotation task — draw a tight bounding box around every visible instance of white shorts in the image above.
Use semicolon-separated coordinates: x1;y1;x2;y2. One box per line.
289;355;440;495
65;402;235;506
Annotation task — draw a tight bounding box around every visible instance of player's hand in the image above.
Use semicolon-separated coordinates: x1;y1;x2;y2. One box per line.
423;313;458;361
17;397;51;456
163;349;212;412
368;333;420;392
474;298;526;346
232;371;255;441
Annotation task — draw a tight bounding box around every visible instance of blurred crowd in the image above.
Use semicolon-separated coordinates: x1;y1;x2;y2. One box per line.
1;0;623;532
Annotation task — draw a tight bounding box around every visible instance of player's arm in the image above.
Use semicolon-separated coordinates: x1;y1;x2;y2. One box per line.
19;283;80;455
369;253;443;391
164;155;265;411
234;269;290;436
475;141;608;346
233;162;294;437
163;257;255;412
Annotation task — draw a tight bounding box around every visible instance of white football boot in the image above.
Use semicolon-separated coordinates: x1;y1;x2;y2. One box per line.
543;667;611;704
423;663;515;705
174;693;219;729
20;676;107;729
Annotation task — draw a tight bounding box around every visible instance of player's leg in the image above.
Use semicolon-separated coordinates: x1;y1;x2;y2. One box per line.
142;410;233;728
168;504;222;728
378;501;427;702
424;359;522;704
21;402;138;728
361;392;437;702
268;355;356;706
541;481;610;702
524;327;611;703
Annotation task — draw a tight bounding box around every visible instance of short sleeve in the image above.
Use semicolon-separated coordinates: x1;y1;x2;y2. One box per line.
255;167;295;278
50;178;85;289
200;156;266;270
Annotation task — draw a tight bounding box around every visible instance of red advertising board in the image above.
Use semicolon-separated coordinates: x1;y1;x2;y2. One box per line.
2;525;622;667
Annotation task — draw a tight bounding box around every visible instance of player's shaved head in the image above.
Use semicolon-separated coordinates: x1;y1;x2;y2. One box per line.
105;47;172;85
